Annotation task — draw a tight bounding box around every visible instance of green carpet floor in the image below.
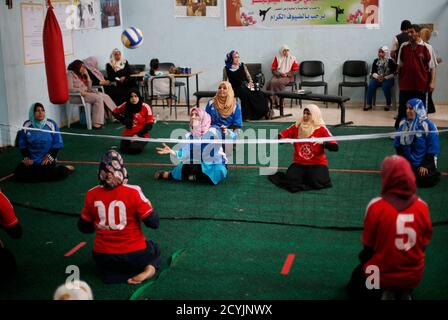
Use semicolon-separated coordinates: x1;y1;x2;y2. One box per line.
0;122;446;299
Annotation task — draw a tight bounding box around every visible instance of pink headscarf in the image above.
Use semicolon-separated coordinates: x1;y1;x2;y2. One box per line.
83;56;105;81
381;155;418;211
190;107;211;136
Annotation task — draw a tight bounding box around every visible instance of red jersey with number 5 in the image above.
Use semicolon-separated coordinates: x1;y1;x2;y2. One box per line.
362;197;432;290
81;184;154;254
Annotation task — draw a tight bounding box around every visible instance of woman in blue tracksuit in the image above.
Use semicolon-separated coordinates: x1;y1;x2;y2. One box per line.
155;107;235;185
15;103;74;182
394;98;440;188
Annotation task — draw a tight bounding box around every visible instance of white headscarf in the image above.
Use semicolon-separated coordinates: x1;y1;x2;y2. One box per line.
275;45;297;74
109;48;127;72
380;45;391;60
295;104;325;139
53;281;93;300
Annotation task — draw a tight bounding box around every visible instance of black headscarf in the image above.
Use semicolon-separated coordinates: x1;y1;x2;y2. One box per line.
124;89;143;129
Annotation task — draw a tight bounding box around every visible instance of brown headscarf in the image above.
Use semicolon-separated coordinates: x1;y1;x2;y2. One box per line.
295;104;325;139
212;81;236;118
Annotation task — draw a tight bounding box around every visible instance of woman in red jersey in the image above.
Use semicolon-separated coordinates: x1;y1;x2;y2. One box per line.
78;150;161;285
268;104;338;193
347;155;432;300
113;89;154;155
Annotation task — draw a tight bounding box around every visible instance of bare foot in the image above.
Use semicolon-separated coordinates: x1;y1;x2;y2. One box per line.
154;170;170;180
65;165;75;172
127;265;156;285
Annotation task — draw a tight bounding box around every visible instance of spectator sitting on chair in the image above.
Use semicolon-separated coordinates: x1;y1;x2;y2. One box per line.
78;150;161;285
365;46;397;111
0;189;22;282
154;107;235;185
394;98;440;188
14;103;74;182
113;89;154;155
346;155;432;300
266;45;299;108
83;56;128;106
106;48;137;90
143;58;175;109
223;50;271;121
268;104;338;193
67;60;117;129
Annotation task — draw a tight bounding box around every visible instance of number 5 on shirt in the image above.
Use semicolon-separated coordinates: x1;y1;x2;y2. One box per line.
395;214;417;251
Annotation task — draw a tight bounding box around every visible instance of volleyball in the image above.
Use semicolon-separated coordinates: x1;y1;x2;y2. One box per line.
121;27;144;49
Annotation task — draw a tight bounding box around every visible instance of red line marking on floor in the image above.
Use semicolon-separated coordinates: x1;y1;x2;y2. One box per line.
280;254;296;275
0;173;14;182
57;160;448;176
64;242;87;257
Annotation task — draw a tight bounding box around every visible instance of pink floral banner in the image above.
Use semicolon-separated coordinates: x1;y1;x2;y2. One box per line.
225;0;380;28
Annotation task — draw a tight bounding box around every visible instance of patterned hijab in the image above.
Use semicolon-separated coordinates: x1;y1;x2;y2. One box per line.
381;155;417;211
29;103;47;129
399;98;428;146
225;50;240;70
213;81;236;118
276;44;297;74
83;56;105;81
190;107;211;136
295;104;325;139
109;48;127;72
376;45;390;76
98;150;128;189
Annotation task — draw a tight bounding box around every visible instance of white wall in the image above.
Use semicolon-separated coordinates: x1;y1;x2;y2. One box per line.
0;0;122;146
122;0;447;103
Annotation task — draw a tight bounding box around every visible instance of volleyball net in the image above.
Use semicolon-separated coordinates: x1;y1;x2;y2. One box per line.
0;122;447;230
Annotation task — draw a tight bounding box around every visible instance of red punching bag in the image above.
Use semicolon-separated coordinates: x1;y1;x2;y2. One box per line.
43;0;68;104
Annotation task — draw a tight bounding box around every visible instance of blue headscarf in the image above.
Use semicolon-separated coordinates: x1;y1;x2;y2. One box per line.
399;98;427;146
29;103;47;129
225;50;239;69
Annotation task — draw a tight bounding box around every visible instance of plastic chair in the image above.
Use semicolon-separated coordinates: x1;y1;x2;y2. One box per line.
159;62;187;103
299;61;328;107
66;93;92;130
338;60;369;109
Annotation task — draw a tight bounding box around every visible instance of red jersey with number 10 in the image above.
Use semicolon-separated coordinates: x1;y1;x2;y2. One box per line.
81;184;154;254
362;197;432;290
279;125;337;166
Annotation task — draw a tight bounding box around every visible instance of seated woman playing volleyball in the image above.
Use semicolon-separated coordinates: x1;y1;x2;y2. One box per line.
347;155;432;300
15;103;74;182
155;107;235;185
394;98;440;188
268;104;338;193
78;150;161;285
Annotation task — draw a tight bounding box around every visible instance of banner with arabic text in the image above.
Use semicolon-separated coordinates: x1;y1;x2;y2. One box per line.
226;0;380;28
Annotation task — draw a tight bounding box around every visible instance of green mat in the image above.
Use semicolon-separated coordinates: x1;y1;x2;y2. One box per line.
0;122;447;299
